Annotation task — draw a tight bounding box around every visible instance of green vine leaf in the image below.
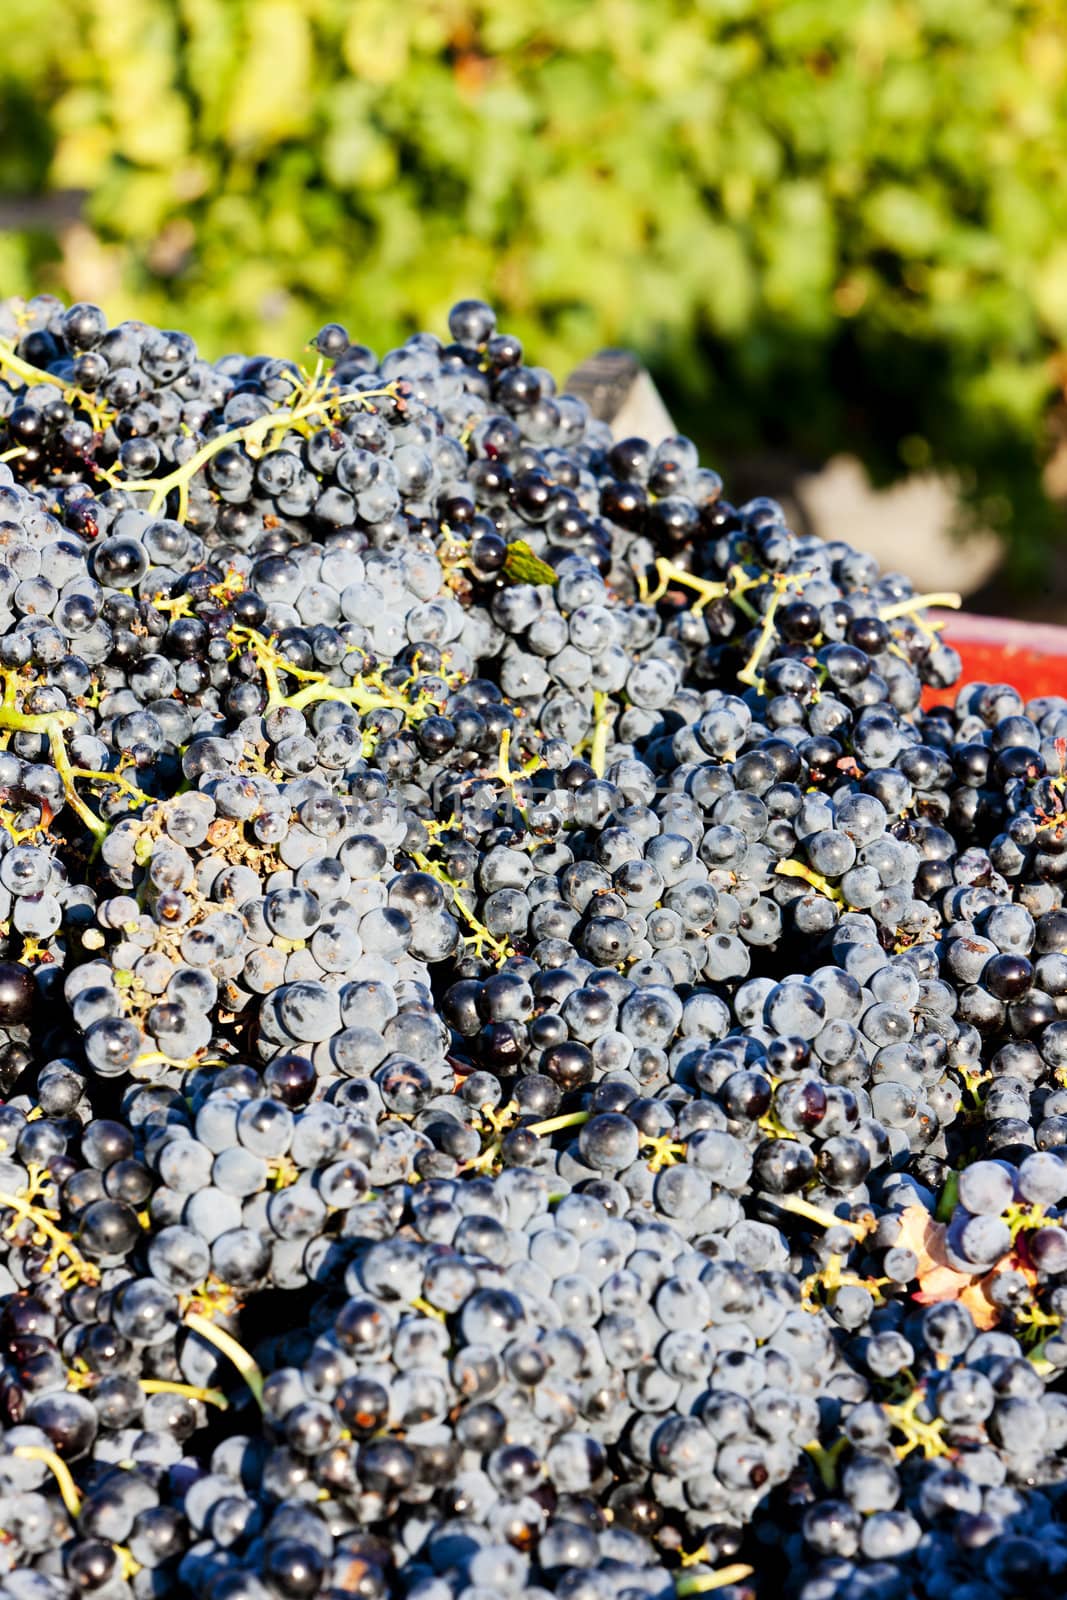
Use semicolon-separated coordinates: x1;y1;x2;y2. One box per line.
503;540;558;587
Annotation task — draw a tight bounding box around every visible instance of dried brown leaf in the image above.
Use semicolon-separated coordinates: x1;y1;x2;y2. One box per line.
894;1203;1036;1332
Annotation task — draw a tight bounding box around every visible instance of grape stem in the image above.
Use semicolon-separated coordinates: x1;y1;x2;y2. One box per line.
803;1436;848;1490
99;384;399;522
935;1170;959;1223
775;858;845;905
0;670;123;841
228;624;442;722
408;1295;447;1322
642;559;727;613
408;847;513;966
527;1111;591;1137
736;570;813;689
12;1445;82;1517
48;728;109;842
675;1567;755;1595
0;339;116;432
590;690;612;778
139;1378;229;1409
774;1194;873;1243
184;1311;264;1408
878;592;961;622
0;340;81;395
883;1385;949;1460
0;1184;100;1287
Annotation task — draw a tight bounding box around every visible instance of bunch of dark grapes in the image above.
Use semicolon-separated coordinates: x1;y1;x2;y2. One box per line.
0;291;1063;1600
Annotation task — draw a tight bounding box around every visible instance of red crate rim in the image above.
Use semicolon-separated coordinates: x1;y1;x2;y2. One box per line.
924;609;1067;708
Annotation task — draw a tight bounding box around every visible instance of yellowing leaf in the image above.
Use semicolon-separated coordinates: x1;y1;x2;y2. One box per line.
895;1203;1036;1332
864;184;947;257
343;0;410;84
225;2;312;150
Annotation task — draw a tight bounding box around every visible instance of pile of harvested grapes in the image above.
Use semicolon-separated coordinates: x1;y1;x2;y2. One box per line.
0;294;1062;1600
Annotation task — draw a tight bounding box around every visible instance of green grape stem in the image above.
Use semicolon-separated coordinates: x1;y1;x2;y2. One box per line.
184;1311;264;1408
736;570;814;688
12;1445;83;1517
0;670;123;840
675;1567;755;1595
775;858;845;905
775;1194;873;1243
0;1184;99;1286
228;624;441;721
100;382;399;522
139;1378;229;1408
643;559;728;612
878;592;962;622
0;339;115;433
527;1110;592;1137
408;849;512;965
590;690;612;778
0;340;77;395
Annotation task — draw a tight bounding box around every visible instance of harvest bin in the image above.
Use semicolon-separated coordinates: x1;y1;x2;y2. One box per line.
925;611;1067;708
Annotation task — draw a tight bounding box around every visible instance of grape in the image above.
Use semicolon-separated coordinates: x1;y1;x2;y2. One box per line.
958;1161;1017;1216
2;292;1067;1600
1016;1150;1067;1205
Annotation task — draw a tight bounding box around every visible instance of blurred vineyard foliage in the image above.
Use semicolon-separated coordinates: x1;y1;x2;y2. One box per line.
3;0;1067;575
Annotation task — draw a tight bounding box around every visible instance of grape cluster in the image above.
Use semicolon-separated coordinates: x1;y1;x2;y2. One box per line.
0;292;1063;1599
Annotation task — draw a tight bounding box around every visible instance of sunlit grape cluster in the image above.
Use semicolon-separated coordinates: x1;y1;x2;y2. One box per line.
0;295;1061;1600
